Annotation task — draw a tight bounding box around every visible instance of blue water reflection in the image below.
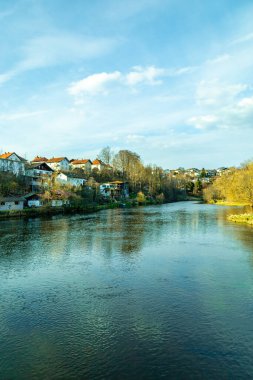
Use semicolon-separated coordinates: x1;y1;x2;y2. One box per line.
0;202;253;379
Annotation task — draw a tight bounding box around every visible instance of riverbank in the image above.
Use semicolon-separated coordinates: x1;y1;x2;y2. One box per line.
0;199;161;220
208;200;250;206
228;213;253;226
0;196;199;221
0;202;129;220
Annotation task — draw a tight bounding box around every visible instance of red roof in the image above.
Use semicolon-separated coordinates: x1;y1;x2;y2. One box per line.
47;157;68;163
92;159;104;165
32;156;48;162
0;152;26;161
0;152;14;159
71;159;91;165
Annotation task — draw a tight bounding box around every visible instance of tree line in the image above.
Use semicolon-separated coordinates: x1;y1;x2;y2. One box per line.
0;147;190;204
95;146;187;202
203;161;253;206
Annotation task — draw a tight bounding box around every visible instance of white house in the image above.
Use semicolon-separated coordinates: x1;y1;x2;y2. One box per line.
92;159;106;171
46;157;70;171
24;193;44;208
26;162;54;177
0;152;26;175
26;162;54;190
100;181;129;198
70;159;92;172
0;196;25;211
56;172;86;187
51;199;70;207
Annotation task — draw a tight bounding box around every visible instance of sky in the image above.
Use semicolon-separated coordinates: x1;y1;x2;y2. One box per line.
1;0;253;168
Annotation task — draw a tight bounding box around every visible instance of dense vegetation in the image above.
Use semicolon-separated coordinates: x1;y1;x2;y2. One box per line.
203;162;253;206
0;172;27;197
0;148;189;205
96;147;187;202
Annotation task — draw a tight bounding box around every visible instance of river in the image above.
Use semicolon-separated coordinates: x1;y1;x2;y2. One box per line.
0;202;253;379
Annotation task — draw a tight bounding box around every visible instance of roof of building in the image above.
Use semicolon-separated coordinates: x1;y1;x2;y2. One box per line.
23;192;43;200
110;181;128;184
47;157;69;163
32;156;48;162
92;159;104;165
0;152;26;161
0;196;26;202
26;162;54;171
71;159;91;165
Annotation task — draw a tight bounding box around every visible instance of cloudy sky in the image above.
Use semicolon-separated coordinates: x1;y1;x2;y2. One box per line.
1;0;253;168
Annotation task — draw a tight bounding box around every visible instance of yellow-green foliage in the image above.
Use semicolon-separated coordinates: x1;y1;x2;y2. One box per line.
203;162;253;206
228;214;253;225
136;191;146;204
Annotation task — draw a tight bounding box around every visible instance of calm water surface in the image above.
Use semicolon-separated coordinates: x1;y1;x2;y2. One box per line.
0;202;253;379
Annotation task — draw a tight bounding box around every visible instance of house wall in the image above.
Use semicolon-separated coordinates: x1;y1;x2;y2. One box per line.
0;201;24;211
47;159;69;171
27;200;42;208
0;158;25;175
69;178;85;186
71;162;92;172
26;168;53;177
92;163;105;171
56;173;85;187
51;200;70;207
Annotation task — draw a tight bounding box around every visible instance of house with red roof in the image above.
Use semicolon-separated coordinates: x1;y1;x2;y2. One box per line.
70;159;92;172
46;157;70;171
92;159;106;171
0;152;26;175
32;156;48;163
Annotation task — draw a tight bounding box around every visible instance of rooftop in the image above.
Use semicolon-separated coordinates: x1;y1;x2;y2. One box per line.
71;159;91;165
47;157;69;163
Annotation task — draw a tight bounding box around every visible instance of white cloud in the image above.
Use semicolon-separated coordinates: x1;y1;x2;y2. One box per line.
238;97;253;108
68;71;122;95
20;34;117;69
125;65;165;86
189;93;253;132
205;54;231;65
0;110;47;121
0;33;118;85
196;79;248;106
68;64;189;97
230;32;253;46
0;71;15;85
188;115;218;130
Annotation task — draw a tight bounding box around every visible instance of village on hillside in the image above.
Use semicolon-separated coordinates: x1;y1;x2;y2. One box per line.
0;150;229;212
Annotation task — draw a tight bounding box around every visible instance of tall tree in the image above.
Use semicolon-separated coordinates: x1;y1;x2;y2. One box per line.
98;146;114;165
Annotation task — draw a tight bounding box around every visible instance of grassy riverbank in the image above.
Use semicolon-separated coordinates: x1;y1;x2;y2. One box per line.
0;202;131;220
0;199;162;220
228;213;253;225
208;200;250;206
0;196;195;221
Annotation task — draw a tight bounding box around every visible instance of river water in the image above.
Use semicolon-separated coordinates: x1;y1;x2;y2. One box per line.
0;202;253;379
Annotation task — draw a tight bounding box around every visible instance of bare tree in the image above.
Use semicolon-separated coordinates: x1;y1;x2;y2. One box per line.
98;146;114;165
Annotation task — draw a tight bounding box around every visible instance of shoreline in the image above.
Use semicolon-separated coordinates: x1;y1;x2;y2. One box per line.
0;202;127;221
206;200;250;207
228;213;253;226
0;197;201;221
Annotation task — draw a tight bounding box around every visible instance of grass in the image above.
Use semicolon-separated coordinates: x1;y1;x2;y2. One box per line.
209;200;250;206
228;213;253;225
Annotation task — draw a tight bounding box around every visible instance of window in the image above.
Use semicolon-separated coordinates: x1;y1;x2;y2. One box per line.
1;202;5;205
15;201;19;205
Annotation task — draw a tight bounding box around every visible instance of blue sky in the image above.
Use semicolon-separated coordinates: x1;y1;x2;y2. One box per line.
1;0;253;168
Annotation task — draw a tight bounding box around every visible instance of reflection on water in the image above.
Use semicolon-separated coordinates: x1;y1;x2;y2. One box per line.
0;202;253;379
